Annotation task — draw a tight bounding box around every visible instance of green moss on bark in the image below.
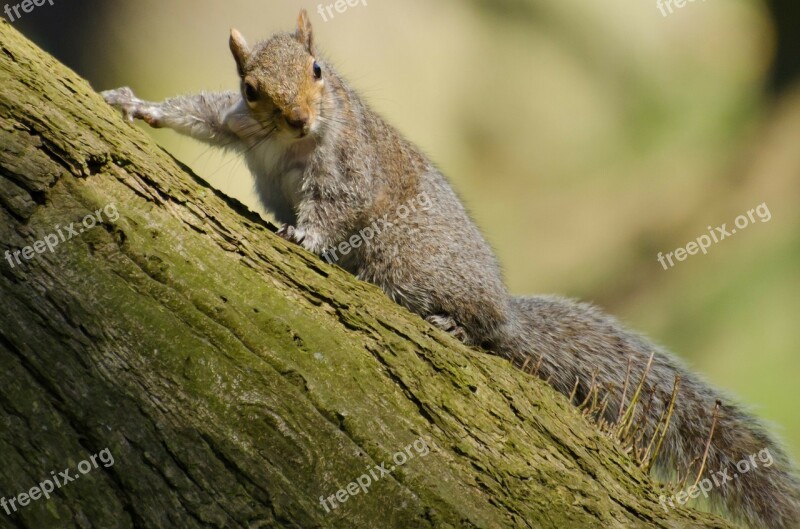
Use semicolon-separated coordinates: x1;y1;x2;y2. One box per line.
0;20;735;529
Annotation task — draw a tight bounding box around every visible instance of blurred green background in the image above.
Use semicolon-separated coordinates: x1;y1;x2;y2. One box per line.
10;0;799;460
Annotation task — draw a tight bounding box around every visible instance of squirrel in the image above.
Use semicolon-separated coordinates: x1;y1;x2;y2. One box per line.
102;10;800;528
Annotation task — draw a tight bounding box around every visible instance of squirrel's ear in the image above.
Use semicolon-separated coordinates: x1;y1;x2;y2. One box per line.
295;9;315;55
229;29;250;77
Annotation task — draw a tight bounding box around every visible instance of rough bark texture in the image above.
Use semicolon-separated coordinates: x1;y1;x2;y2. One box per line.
0;20;735;529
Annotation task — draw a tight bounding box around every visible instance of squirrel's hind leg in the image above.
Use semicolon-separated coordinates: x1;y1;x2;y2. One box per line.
426;315;470;343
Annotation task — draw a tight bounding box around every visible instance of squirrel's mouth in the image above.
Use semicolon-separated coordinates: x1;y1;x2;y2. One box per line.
288;127;313;140
282;110;315;139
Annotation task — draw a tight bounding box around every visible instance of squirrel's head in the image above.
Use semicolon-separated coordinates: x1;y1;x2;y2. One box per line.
230;10;325;140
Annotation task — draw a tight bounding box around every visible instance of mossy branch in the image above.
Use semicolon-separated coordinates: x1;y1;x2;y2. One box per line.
0;20;735;529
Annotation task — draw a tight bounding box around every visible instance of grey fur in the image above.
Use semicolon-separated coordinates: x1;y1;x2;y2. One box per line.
101;12;800;528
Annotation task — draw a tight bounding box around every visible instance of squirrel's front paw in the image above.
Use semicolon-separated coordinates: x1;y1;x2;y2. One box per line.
101;87;163;127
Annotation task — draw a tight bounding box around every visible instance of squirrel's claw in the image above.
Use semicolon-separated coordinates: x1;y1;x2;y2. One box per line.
101;87;136;120
101;87;162;127
426;315;470;344
277;223;305;244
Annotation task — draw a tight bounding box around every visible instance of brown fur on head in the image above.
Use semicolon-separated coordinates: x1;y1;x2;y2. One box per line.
228;10;326;139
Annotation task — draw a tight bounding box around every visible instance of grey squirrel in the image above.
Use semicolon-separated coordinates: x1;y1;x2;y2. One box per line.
102;10;800;528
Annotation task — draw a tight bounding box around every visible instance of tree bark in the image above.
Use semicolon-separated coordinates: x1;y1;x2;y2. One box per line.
0;20;735;529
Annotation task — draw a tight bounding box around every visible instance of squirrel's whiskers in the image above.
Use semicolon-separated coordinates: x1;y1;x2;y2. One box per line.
101;10;800;529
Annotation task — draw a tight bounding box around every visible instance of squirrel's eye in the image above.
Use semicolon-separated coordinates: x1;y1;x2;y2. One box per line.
244;82;258;102
313;62;322;79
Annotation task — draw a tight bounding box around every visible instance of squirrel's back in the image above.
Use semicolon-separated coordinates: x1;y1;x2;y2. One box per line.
102;12;800;528
251;40;517;341
242;24;800;528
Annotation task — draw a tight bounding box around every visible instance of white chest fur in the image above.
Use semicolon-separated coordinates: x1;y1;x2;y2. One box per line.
246;137;313;225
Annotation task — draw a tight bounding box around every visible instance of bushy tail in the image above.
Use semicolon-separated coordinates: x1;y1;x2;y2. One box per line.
499;295;800;529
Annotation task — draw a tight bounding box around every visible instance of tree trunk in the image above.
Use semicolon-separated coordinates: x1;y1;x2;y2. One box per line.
0;20;734;529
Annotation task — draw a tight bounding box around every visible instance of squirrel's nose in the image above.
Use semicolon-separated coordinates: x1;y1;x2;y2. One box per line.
285;108;309;130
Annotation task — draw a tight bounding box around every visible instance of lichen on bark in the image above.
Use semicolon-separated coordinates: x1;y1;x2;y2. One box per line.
0;20;735;529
